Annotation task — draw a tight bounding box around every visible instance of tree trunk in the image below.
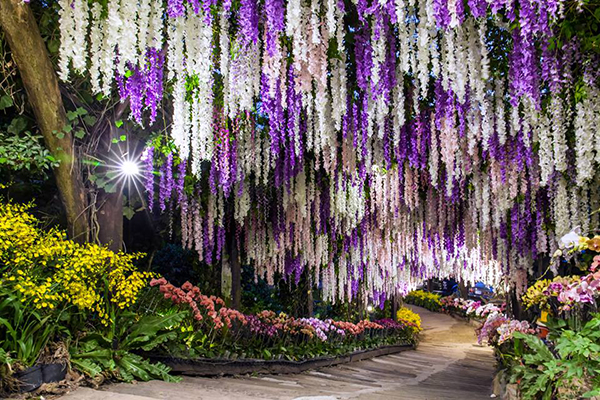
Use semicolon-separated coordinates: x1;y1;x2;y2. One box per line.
230;233;241;310
94;108;128;251
221;253;232;306
96;190;123;252
306;273;313;317
0;0;88;241
459;279;468;298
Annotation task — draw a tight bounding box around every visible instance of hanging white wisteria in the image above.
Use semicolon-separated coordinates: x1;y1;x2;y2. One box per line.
55;0;600;306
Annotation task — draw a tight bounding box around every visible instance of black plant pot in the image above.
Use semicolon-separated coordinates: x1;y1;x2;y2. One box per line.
14;365;43;392
42;363;67;383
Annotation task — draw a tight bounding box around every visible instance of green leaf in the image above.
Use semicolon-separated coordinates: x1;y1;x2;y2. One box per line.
0;95;13;110
583;389;600;398
47;39;60;55
66;110;79;121
115;120;123;128
7;117;27;135
56;131;65;139
74;129;86;139
70;358;103;377
124;312;186;350
140;331;178;352
513;332;555;362
120;135;127;142
83;115;97;126
104;182;118;193
112;138;119;144
123;206;135;220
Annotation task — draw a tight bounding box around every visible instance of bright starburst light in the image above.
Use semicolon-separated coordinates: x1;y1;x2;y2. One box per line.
120;160;141;177
84;138;152;211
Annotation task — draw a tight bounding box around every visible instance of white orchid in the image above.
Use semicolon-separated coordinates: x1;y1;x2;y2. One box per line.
559;228;581;249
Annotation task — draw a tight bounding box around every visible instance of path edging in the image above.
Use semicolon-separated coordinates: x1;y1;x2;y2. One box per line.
146;343;415;376
446;311;483;328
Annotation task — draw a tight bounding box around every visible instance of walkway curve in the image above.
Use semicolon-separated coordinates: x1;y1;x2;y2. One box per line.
62;306;495;400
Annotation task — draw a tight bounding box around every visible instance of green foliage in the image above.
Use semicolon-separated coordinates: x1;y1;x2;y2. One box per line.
0;121;58;176
0;288;57;368
70;311;186;383
554;2;600;54
0;95;13;110
241;264;285;315
507;314;600;399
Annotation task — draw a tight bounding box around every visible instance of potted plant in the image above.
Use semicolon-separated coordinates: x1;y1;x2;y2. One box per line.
0;290;56;392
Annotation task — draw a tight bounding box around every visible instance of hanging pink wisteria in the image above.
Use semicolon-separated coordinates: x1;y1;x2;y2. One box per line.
57;0;600;306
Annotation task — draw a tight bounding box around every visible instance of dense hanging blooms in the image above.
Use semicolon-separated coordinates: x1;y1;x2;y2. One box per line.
57;0;600;305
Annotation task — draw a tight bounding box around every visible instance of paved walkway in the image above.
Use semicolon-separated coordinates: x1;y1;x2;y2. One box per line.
61;306;495;400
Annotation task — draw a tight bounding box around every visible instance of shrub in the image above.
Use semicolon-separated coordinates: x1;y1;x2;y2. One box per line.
403;290;441;312
0;202;165;382
0;202;152;325
397;307;422;333
508;316;600;399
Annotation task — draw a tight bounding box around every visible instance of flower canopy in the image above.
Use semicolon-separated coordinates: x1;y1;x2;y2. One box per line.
57;0;600;306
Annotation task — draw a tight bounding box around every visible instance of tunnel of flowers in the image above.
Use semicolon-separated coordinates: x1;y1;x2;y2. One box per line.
0;0;600;397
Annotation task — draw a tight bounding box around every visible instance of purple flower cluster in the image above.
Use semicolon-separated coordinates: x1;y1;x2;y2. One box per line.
432;0;450;29
508;28;540;108
117;48;164;125
264;0;284;56
167;0;184;18
245;314;278;337
354;24;373;93
211;115;238;197
239;0;259;46
159;153;174;212
297;318;346;341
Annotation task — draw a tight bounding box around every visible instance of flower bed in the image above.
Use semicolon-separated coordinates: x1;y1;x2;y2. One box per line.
151;278;418;362
474;232;600;399
403;290;441;312
396;307;422;332
0;202;419;395
440;296;504;321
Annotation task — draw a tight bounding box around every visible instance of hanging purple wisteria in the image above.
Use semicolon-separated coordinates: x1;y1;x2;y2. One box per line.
57;0;600;306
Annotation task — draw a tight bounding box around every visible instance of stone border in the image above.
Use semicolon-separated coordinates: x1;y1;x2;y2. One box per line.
446;311;483;328
146;344;415;377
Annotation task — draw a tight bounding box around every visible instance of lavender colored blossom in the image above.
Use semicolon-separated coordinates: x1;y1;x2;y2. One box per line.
264;0;285;56
143;146;154;212
432;0;450;28
167;0;185;18
508;28;540;108
116;49;164;125
159;153;174;212
239;0;259;46
468;0;488;18
354;24;373;93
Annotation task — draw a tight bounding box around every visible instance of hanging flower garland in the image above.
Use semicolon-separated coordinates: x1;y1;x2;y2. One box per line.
56;0;600;305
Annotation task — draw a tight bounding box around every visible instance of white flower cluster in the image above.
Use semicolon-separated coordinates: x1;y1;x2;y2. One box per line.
574;95;595;185
58;0;88;81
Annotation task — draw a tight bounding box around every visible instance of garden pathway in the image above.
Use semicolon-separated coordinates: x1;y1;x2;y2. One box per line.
61;306;495;400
